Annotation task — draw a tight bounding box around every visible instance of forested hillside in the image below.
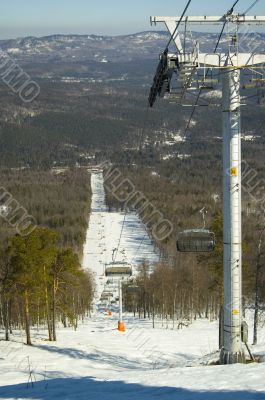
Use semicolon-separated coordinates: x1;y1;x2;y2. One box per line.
0;169;91;252
0;169;94;344
0;32;264;168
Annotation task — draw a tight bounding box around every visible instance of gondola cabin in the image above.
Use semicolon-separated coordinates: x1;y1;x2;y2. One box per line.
176;229;215;253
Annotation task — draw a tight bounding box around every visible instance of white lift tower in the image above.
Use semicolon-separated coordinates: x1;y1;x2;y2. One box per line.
149;11;265;364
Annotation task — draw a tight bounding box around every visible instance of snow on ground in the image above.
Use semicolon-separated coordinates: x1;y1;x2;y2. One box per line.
163;131;185;146
1;171;265;399
203;89;222;99
1;314;265;399
82;172;160;297
81;172;160;301
242;134;261;141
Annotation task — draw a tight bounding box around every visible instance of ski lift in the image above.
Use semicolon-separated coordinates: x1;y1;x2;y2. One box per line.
199;68;219;90
105;262;132;279
176;208;215;253
148;51;178;107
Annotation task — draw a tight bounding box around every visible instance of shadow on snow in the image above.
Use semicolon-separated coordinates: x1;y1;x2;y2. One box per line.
1;377;265;400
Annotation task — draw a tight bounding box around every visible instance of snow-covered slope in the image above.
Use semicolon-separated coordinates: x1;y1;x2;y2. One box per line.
82;172;159;298
1;171;265;399
1;313;265;399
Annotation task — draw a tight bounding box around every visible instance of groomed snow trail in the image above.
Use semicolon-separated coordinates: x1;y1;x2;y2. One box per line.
82;172;160;297
1;171;265;399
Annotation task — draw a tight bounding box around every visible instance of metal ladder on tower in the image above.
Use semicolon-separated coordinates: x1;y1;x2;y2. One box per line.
170;61;197;102
169;42;198;103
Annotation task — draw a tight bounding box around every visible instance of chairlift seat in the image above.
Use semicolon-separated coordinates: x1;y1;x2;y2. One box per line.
177;229;215;253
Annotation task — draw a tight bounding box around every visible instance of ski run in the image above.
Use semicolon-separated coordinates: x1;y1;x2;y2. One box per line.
1;172;265;400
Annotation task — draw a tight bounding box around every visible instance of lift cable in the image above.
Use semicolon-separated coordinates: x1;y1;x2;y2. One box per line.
164;0;192;52
183;0;261;137
138;90;152;152
183;0;241;137
113;211;127;263
183;25;228;136
130;233;148;265
242;0;259;16
227;0;240;16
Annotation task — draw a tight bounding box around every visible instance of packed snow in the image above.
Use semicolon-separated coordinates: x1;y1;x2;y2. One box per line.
1;171;265;400
82;172;159;274
1;312;265;399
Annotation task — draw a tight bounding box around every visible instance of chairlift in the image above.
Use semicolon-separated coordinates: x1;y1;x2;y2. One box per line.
105;262;132;278
176;208;215;253
148;51;178;107
200;78;219;90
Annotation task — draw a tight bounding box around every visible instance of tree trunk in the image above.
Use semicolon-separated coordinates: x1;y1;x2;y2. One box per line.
172;290;177;329
253;261;261;345
205;297;209;319
37;298;40;332
143;292;146;319
3;300;10;341
152;293;155;329
61;314;67;328
45;284;52;341
24;291;32;345
52;277;57;341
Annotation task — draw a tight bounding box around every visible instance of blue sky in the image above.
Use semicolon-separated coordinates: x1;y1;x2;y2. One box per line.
0;0;264;39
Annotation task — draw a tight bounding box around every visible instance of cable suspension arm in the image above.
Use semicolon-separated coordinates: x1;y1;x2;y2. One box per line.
164;0;192;52
184;0;241;136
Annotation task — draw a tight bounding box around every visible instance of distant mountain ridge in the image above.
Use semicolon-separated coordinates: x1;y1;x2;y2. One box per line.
0;32;168;63
1;31;263;64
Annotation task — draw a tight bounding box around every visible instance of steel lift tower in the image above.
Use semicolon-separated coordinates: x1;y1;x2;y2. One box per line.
149;12;265;364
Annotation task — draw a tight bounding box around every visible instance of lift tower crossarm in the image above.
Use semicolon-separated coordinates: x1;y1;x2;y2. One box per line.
151;15;265;24
197;53;265;67
167;53;265;67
